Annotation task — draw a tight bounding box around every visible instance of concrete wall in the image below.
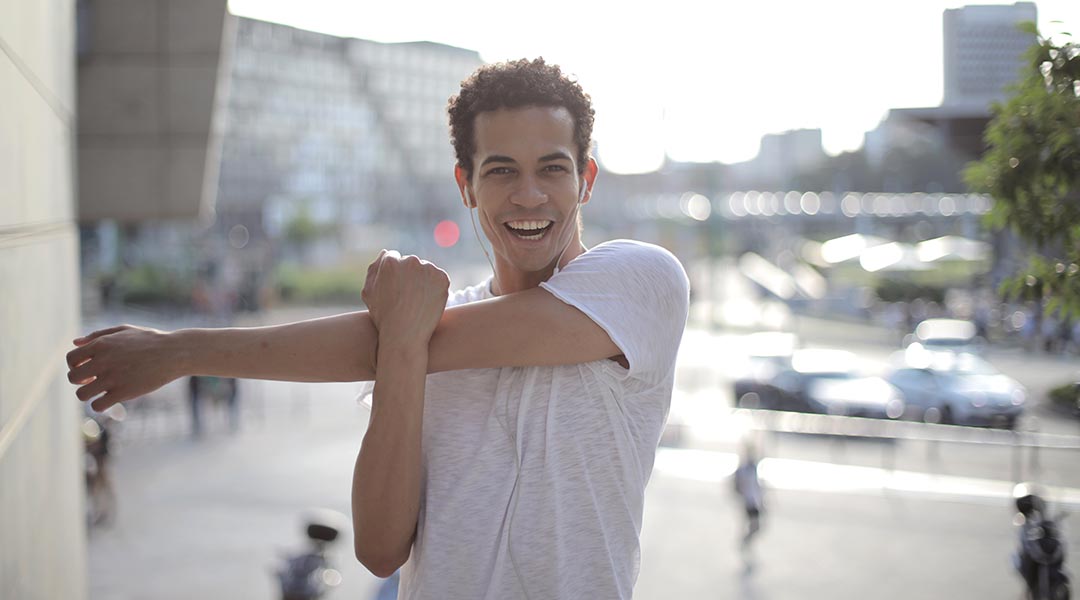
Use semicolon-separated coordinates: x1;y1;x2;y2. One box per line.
77;0;228;222
0;0;87;598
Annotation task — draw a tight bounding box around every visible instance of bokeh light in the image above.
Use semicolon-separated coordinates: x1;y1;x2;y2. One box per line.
434;220;460;248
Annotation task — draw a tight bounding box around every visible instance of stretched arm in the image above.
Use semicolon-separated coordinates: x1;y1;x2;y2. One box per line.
66;311;379;411
67;265;622;412
351;252;447;576
429;287;622;373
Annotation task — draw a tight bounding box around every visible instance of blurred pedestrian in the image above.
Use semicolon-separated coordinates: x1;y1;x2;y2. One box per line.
734;438;764;561
188;375;203;438
83;411;117;527
188;375;239;438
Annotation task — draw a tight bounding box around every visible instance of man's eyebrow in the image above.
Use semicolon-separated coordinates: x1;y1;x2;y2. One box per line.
539;151;573;163
479;152;573;168
480;155;516;167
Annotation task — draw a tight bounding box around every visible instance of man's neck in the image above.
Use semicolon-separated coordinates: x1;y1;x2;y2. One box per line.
490;242;587;296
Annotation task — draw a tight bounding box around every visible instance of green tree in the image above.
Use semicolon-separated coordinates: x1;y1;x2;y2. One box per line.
964;23;1080;319
284;204;319;247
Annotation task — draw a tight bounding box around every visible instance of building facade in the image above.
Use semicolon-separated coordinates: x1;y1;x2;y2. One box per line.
943;2;1037;108
217;18;483;260
1;0;86;596
871;2;1037;165
3;0;231;594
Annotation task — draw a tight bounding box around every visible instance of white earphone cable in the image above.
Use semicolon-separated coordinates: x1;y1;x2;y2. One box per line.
466;179;588;293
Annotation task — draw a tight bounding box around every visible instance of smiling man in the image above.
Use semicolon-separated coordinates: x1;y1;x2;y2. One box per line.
67;58;689;599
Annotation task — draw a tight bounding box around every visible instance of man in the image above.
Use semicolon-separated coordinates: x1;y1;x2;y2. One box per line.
67;58;689;598
733;437;764;565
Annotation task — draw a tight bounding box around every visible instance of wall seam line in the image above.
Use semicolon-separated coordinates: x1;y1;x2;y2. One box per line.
0;344;70;461
0;221;76;249
0;34;74;125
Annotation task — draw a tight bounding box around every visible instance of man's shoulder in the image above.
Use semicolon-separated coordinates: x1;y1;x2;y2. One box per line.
583;238;678;262
579;239;688;282
590;238;670;255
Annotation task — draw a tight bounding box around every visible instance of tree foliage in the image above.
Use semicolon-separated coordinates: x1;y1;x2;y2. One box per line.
964;23;1080;319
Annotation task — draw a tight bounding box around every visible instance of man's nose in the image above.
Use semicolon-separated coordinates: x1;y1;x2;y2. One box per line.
509;176;548;209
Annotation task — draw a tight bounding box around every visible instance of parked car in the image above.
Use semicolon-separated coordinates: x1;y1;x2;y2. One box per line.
733;332;798;408
742;348;905;419
803;375;906;419
886;349;1026;428
903;318;985;354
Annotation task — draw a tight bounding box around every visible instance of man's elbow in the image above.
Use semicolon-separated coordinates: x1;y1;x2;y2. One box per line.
354;542;408;578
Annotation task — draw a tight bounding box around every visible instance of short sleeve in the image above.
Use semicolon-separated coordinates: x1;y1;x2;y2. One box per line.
539;240;689;384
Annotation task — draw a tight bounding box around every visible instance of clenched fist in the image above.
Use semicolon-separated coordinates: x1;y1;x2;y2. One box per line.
362;250;450;346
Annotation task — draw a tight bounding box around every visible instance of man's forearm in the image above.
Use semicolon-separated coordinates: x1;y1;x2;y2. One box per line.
172;311;378;382
351;340;427;576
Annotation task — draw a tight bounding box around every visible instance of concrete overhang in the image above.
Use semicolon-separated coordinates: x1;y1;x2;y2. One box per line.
76;0;231;223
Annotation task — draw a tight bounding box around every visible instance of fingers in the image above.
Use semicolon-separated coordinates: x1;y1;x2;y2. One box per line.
67;343;95;370
73;325;128;346
367;251;446;287
68;324;130;367
90;392;121;413
76;377;111;403
435;267;451;289
365;249;396;283
68;361;98;385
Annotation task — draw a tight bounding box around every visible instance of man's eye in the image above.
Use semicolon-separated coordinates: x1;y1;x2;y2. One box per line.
543;164;569;172
486;167;513;176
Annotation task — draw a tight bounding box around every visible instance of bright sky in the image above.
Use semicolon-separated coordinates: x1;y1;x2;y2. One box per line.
228;0;1077;174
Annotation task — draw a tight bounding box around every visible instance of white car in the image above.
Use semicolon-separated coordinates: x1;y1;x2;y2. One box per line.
903;318;984;354
887;350;1026;428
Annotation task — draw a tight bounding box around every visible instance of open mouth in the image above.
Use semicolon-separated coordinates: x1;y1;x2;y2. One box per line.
504;220;554;241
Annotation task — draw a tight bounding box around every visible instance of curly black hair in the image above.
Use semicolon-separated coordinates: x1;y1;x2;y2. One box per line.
447;57;595;178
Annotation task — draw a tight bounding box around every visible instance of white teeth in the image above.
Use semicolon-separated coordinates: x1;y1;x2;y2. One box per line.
506;220;552;231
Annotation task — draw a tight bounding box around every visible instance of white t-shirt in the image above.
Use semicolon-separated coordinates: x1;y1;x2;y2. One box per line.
394;239;689;599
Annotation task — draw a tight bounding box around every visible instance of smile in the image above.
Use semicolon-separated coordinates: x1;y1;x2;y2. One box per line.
504;220;553;240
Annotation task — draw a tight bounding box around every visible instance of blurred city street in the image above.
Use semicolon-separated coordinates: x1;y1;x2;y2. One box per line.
8;2;1080;598
85;304;1080;600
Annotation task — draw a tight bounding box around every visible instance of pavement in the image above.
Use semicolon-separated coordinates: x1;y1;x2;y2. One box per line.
83;308;1080;599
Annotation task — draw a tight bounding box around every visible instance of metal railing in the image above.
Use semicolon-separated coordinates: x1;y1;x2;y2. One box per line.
737;408;1080;450
726;408;1080;487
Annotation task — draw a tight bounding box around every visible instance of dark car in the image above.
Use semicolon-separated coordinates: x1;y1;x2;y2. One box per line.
741;348;905;419
733;332;798;408
802;374;906;419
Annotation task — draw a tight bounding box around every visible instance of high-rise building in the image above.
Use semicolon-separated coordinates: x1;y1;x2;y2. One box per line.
943;2;1037;107
872;2;1037;164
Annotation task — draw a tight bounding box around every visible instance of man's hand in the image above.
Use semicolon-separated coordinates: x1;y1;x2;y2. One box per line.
362;250;450;346
66;325;182;411
352;251;448;574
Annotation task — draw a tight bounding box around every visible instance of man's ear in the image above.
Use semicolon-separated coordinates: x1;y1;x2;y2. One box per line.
581;157;599;206
454;165;473;208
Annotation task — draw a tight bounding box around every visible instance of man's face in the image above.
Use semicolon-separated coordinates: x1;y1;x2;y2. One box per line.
462;106;592;276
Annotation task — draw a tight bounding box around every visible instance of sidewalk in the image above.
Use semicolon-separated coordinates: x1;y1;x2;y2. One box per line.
82;307;1078;599
88;377;1080;600
88;380;384;600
